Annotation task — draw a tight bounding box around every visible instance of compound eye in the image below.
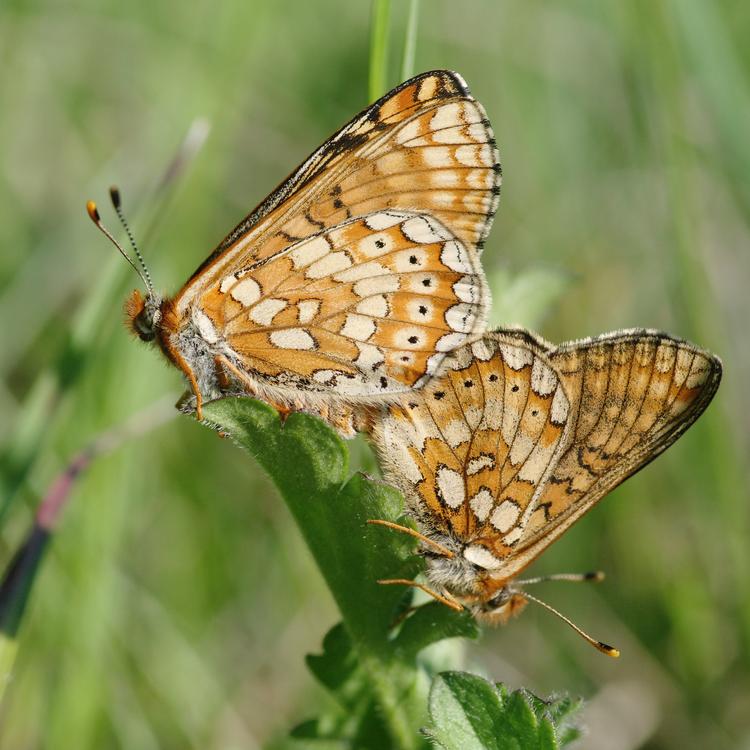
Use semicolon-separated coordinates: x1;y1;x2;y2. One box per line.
134;312;156;342
486;591;509;610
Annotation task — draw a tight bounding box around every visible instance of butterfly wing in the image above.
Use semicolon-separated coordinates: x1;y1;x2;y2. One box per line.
206;210;488;398
371;333;573;568
170;70;499;406
496;329;722;577
180;69;499;301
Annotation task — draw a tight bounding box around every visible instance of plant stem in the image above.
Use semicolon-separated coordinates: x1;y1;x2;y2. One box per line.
400;0;420;82
369;0;392;101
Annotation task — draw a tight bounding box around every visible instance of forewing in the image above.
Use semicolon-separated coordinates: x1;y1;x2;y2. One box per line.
505;329;722;574
203;210;488;397
371;333;571;567
176;70;500;314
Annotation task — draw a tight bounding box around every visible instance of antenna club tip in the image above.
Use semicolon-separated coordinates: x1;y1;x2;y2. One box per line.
86;200;100;223
586;571;606;582
599;642;620;658
109;186;121;208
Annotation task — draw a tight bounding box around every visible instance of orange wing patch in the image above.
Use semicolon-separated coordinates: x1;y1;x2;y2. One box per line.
371;333;571;568
199;210;488;402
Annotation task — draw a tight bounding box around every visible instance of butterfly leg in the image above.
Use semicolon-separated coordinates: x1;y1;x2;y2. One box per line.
367;519;455;558
376;579;464;612
215;354;297;423
215;354;359;436
164;341;204;420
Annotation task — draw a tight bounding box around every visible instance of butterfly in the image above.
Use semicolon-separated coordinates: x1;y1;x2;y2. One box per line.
368;328;722;655
87;70;499;432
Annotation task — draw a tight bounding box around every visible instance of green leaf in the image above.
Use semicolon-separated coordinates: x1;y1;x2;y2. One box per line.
201;399;421;652
426;672;582;750
394;602;478;660
306;623;358;696
524;692;583;747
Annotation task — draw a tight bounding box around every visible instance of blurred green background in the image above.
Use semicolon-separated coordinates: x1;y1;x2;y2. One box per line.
1;1;749;747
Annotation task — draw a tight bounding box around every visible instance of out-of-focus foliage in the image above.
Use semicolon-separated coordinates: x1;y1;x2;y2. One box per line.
0;1;748;748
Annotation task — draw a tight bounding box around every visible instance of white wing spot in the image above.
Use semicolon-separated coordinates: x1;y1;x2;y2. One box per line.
430;102;462;132
531;358;557;396
297;299;320;324
289;235;331;269
445;302;477;333
396;450;424;483
401;216;449;244
353;275;401;297
354;343;385;372
435;332;467;352
491;500;520;533
471;339;494;361
444;419;471;448
455;144;480;167
432;170;460;188
356;295;389;317
463;545;503;570
250;298;287;326
193;309;219;344
422;146;454;169
395;327;425;349
551;386;569;425
440;239;473;273
500;343;533;371
393;248;427;272
307;252;352;279
435;466;465;509
230;277;262;307
364;211;411;231
469;488;494;521
358;234;393;258
219;274;236;294
340;314;376;341
453;277;480;303
467;454;495;475
335;261;389;283
269;328;316;350
502;527;523;546
395;119;421;144
509;434;534;466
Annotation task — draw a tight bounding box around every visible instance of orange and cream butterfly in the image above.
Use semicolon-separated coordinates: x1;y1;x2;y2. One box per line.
369;328;722;655
87;71;499;433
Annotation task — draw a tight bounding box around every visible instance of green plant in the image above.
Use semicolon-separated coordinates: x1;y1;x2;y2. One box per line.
202;398;582;749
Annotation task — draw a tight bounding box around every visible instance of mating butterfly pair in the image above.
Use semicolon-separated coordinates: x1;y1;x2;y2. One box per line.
88;71;721;655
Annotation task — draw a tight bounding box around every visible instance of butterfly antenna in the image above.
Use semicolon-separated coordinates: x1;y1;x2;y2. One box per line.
367;519;455;558
86;200;151;291
516;571;605;586
521;590;620;658
376;578;464;612
108;186;154;295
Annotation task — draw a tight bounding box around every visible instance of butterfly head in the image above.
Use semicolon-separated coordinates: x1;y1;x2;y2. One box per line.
419;540;529;624
124;288;163;342
470;585;529;625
